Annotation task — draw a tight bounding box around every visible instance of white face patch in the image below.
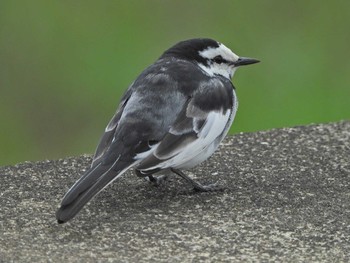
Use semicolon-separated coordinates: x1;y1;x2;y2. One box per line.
198;43;240;79
199;43;239;62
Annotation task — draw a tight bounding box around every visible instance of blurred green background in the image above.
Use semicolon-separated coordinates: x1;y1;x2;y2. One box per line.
1;1;349;165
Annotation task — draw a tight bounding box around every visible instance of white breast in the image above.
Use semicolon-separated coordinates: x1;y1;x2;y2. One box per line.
176;89;238;169
157;88;238;169
135;89;238;172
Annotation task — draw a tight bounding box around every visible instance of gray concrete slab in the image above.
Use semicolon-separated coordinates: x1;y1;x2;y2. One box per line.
1;121;350;262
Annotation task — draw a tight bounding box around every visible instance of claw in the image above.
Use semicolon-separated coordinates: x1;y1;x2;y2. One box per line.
193;182;224;192
144;174;168;186
170;168;223;192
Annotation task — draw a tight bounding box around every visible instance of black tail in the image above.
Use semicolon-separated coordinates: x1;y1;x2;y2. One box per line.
56;160;135;224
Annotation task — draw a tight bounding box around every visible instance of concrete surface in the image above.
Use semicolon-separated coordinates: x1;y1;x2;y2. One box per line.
1;121;350;262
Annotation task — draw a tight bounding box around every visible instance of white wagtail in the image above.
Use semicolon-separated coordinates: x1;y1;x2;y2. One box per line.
56;38;259;223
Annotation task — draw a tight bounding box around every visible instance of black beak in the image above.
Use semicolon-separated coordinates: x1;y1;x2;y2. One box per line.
233;57;260;67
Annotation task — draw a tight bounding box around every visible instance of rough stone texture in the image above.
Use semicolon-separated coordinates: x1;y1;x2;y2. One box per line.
1;121;350;262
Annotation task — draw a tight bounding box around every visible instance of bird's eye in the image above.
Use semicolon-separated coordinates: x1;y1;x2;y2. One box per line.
213;55;224;64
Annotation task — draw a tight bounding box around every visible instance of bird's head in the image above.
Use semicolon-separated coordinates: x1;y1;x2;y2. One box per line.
162;38;259;79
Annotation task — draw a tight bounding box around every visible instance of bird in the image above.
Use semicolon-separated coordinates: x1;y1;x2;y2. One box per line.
56;38;259;223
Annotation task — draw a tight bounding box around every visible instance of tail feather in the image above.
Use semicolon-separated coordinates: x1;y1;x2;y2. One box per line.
60;163;107;207
56;160;135;224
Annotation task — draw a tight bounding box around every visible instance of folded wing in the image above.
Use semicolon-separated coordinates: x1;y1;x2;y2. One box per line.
137;77;236;172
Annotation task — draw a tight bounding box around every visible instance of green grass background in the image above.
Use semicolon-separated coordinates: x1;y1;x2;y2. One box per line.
1;1;349;165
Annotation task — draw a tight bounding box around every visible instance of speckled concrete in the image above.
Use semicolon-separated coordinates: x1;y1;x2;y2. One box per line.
1;121;350;262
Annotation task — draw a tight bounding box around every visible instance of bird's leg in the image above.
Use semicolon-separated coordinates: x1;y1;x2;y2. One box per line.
170;168;223;192
135;170;167;186
147;174;168;186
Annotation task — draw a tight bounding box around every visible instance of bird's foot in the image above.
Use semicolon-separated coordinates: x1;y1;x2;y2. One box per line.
192;182;224;192
136;169;168;187
144;174;168;187
170;168;223;192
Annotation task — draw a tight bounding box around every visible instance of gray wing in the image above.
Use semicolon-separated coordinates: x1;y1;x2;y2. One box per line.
91;67;190;167
57;71;187;223
136;78;235;172
91;88;133;167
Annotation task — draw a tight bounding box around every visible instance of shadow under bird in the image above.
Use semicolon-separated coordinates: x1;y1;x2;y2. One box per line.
56;38;259;223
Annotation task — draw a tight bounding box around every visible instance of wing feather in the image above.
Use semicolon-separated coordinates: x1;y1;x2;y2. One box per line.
137;78;235;172
91;92;132;167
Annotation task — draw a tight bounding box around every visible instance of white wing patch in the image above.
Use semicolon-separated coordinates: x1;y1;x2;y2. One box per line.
135;80;238;173
146;109;231;170
134;142;160;160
